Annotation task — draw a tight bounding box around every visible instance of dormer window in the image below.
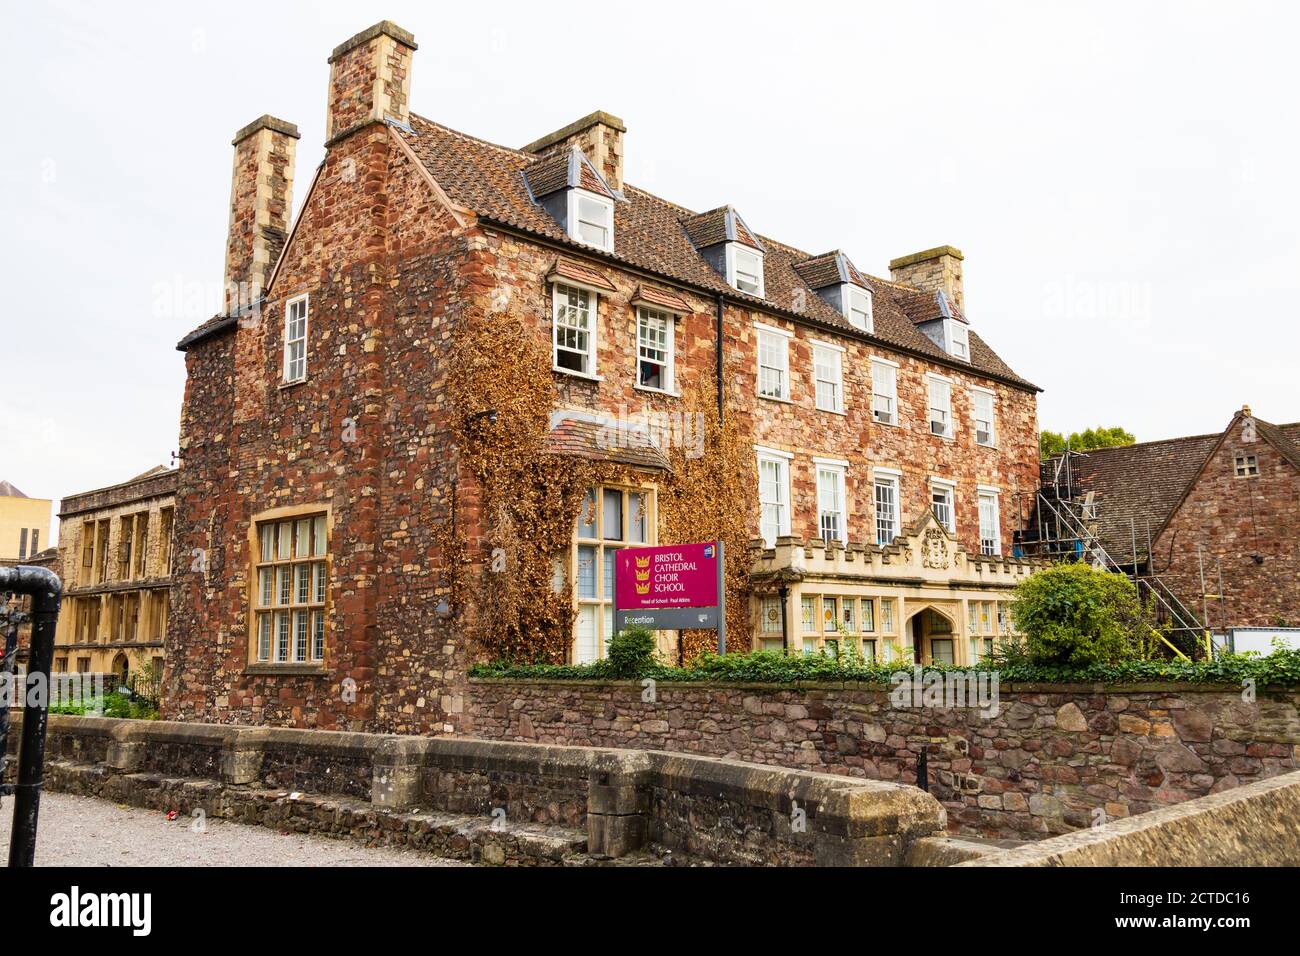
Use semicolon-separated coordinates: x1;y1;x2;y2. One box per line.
682;206;766;298
524;149;617;254
845;284;873;332
729;244;765;296
949;321;970;360
571;189;614;252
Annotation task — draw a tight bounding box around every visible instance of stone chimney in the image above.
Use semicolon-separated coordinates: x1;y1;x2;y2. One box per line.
224;115;299;313
889;245;965;312
326;21;418;143
523;111;626;192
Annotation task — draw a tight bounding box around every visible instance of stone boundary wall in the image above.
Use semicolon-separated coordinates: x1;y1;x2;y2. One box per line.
962;768;1300;866
10;715;945;866
465;678;1300;840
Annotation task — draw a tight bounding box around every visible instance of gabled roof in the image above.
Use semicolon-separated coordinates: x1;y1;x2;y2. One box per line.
396;115;1037;390
681;205;763;252
522;147;614;201
793;251;867;291
0;479;27;498
1070;412;1300;563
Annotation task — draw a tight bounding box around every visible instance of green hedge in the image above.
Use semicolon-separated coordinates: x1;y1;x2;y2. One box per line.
469;646;1300;687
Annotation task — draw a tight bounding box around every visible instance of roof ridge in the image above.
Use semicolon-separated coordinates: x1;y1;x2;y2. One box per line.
409;114;918;295
1075;431;1223;455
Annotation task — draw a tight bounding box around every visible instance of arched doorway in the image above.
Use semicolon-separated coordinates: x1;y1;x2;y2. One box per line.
904;605;958;665
111;653;129;686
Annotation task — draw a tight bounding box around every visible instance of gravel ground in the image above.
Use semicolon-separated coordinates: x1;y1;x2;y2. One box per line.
0;791;466;866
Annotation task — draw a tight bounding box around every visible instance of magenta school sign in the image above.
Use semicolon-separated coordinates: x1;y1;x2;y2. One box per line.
614;541;727;651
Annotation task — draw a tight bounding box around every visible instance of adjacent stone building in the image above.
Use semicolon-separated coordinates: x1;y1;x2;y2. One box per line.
1064;407;1299;632
52;467;176;681
167;21;1041;734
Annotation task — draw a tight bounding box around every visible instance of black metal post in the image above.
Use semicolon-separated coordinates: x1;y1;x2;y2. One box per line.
916;747;929;793
1;566;62;867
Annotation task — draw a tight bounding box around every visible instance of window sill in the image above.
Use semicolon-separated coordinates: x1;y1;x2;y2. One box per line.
816;406;846;416
279;378;308;391
553;366;603;383
929;431;955;442
634;383;680;398
758;393;793;404
873;416;899;427
244;663;329;676
976;441;998;450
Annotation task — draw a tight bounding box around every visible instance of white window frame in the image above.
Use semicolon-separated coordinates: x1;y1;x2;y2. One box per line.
756;447;793;547
970;386;997;447
552;281;599;378
978;486;1001;556
572;486;653;664
947;320;970;361
930;477;956;533
811;340;845;414
927;375;953;439
814;458;849;544
567;188;614;253
871;358;898;426
755;323;791;401
636;306;675;393
1234;454;1259;478
283;294;309;383
872;468;902;546
844;284;874;333
728;243;766;297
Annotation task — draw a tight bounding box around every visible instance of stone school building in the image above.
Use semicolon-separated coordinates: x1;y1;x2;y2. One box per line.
166;21;1041;734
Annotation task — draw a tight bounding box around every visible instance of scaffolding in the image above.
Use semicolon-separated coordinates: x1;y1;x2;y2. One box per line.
1014;450;1220;660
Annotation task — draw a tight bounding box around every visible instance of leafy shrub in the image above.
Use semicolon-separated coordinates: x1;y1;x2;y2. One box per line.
1009;563;1148;667
48;690;158;720
470;645;1300;687
604;624;658;679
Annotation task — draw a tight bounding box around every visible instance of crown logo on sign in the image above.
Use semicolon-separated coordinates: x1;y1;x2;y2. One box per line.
634;555;651;569
635;569;650;582
635;582;650;595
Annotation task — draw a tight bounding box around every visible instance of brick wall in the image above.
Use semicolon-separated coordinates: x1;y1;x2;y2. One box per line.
1156;424;1300;629
466;678;1300;840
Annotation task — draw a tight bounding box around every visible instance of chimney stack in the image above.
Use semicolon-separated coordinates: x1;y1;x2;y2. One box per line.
889;245;965;312
224;115;299;314
326;21;418;143
523;111;626;192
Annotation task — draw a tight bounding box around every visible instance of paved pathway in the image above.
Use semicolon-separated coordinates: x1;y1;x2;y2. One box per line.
0;791;465;866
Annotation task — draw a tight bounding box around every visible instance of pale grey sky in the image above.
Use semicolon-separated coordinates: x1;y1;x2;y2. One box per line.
4;0;1297;536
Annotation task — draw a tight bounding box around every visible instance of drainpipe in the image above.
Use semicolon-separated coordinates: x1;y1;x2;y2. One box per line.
715;294;725;424
778;584;789;652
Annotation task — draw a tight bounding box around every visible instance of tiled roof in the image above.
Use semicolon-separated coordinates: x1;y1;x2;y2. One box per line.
543;417;671;472
548;258;618;292
522;148;614;200
632;284;693;314
1070;415;1300;562
681;205;763;251
399;115;1035;390
1071;433;1220;563
793;251;866;290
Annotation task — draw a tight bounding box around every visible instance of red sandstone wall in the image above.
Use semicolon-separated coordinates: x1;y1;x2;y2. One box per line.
477;228;1039;557
166;125;473;734
1155;427;1300;629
